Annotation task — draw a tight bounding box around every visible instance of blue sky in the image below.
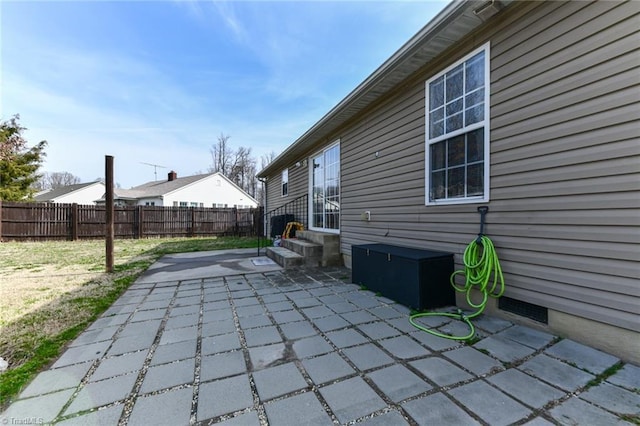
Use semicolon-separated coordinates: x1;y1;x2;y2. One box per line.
2;0;446;188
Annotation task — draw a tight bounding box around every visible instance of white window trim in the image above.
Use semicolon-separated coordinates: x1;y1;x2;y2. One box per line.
425;42;491;206
308;140;340;234
282;168;289;197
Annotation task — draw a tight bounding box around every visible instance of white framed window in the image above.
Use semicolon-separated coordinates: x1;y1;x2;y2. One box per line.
282;168;289;197
426;43;490;205
179;201;188;207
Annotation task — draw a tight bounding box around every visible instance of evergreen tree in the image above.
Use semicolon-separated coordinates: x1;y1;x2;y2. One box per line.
0;115;47;201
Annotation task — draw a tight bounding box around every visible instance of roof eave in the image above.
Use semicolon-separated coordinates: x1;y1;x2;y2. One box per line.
258;0;504;178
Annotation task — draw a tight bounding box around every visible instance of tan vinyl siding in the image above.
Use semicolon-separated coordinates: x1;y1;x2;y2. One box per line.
263;163;309;238
264;173;281;211
339;0;639;332
264;163;308;213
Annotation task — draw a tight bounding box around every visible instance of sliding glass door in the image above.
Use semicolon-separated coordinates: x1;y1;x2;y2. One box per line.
311;142;340;232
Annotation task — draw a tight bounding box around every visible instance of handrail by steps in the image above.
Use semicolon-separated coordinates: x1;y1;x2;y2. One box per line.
257;194;308;256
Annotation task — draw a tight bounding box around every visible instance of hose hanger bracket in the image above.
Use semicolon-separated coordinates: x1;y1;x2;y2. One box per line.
476;206;489;244
409;204;504;341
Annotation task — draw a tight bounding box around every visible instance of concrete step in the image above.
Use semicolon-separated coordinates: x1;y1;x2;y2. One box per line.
281;238;323;260
295;230;342;267
266;246;304;269
296;230;339;246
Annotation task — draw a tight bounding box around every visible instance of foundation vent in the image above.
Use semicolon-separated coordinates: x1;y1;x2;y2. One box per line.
499;297;548;324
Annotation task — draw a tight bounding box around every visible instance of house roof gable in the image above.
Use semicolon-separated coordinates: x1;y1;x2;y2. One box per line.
34;181;103;202
111;172;258;204
125;173;213;198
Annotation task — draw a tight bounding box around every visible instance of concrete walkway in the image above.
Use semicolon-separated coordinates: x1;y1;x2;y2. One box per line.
2;252;638;425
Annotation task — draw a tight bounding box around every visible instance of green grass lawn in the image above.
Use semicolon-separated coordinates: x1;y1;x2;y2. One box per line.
0;236;259;409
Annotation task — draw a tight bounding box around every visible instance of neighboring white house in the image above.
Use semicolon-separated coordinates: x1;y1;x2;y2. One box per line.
99;171;258;208
34;181;105;205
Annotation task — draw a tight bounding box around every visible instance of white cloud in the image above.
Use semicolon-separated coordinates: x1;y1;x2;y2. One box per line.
211;1;250;43
3;66;304;187
2;0;449;187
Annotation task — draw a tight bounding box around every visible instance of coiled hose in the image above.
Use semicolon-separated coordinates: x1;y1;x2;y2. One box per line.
409;235;504;340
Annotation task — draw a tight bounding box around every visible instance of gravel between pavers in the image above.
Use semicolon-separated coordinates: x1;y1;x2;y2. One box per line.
2;266;636;426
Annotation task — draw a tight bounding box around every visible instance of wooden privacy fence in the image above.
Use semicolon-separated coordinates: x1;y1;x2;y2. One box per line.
0;202;264;241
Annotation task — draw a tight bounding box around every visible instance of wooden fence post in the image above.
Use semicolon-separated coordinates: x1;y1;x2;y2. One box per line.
136;206;144;239
71;203;79;241
234;207;239;236
0;200;3;241
190;207;195;237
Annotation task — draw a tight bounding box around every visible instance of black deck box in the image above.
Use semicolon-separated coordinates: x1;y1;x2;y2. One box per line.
270;214;296;238
352;243;455;310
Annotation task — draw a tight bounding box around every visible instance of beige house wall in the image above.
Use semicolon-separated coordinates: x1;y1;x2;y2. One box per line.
265;1;640;358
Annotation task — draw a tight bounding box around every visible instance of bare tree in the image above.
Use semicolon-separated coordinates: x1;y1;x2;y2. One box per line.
260;151;277;170
209;133;233;176
245;161;258;199
255;151;277;204
230;146;255;194
39;171;81;190
209;134;261;199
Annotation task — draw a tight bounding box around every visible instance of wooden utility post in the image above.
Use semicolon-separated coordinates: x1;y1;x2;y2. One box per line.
105;155;114;273
71;203;79;241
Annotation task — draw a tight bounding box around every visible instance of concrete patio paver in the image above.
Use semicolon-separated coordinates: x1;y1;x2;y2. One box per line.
197;374;254;421
252;362;308;401
487;369;565;409
301;352;355;385
579;381;640;415
18;361;92;399
402;392;481;426
448;380;532;426
606;363;640;390
545;338;622;375
442;346;503;376
548;396;625;426
342;343;394;371
264;392;331;426
519;354;596;392
410;357;473;387
366;364;431;402
319;377;387;424
2;250;638;425
128;387;192;426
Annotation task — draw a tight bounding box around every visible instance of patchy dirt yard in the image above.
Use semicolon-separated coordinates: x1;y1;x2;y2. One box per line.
2;237;261;362
0;236;258;409
0;240;155;368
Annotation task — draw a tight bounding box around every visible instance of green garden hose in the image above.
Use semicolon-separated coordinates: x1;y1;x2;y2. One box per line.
409;235;505;340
